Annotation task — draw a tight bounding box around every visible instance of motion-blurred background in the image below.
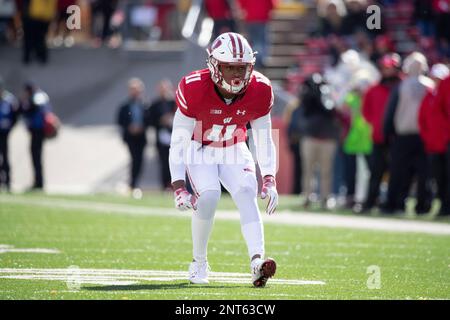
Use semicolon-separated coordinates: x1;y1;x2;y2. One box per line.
1;0;449;216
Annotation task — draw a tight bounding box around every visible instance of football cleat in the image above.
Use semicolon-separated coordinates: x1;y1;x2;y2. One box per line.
188;260;210;284
251;258;276;288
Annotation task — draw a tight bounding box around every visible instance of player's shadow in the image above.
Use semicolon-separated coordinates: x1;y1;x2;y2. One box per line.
84;283;243;291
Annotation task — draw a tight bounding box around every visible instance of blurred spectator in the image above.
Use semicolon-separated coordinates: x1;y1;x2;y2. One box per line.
314;0;348;66
298;73;340;209
327;34;350;67
152;1;177;40
204;0;237;40
370;34;396;64
20;0;57;64
331;138;346;199
342;0;368;36
317;0;347;37
418;63;450;216
435;73;450;216
353;30;373;58
49;0;76;47
20;81;52;190
359;53;401;213
383;52;433;214
0;0;16;44
325;49;380;109
117;78;147;198
325;49;379;201
122;1;157;42
433;0;450;59
285;97;302;194
0;76;19;192
146;79;176;191
413;0;436;38
237;0;275;68
340;73;374;208
90;0;118;46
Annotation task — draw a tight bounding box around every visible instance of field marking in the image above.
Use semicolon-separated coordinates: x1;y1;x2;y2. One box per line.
0;268;325;286
2;196;450;235
0;244;60;254
0;289;305;298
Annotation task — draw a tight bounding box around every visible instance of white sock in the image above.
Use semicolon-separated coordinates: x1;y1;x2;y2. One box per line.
232;189;265;260
241;221;265;260
192;214;214;263
191;190;220;263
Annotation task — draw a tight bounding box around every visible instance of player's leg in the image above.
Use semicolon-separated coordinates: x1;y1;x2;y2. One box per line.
219;143;276;287
186;146;221;284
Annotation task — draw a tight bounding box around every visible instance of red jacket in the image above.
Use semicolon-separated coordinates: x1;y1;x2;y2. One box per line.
204;0;232;20
238;0;275;23
435;76;450;146
418;89;448;153
361;82;393;144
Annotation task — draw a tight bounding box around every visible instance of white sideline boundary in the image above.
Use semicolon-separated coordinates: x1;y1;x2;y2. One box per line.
1;196;450;235
0;268;325;286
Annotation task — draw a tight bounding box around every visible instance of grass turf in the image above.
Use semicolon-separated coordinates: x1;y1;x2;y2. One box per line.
0;193;449;300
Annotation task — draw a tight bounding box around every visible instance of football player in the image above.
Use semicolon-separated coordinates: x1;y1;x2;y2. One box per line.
169;32;278;287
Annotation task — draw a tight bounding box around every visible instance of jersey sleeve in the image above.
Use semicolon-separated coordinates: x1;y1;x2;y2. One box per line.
169;109;196;183
250;112;277;178
175;77;195;118
254;74;274;118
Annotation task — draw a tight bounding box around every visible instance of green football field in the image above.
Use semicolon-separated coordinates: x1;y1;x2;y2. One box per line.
0;192;449;300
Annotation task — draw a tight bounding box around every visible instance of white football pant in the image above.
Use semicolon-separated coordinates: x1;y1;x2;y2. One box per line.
186;141;265;263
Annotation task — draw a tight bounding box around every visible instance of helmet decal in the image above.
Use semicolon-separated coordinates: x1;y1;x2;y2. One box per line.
211;39;222;50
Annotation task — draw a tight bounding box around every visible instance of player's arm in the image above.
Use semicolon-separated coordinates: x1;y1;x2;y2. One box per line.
169;108;197;210
171;77;196;187
250;113;277;178
250;112;278;215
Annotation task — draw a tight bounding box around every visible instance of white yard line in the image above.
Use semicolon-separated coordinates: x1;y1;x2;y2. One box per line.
0;289;304;298
0;248;60;254
0;244;60;254
2;196;450;235
0;268;325;286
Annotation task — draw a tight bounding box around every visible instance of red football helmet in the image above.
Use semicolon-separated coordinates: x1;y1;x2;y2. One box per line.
206;32;256;94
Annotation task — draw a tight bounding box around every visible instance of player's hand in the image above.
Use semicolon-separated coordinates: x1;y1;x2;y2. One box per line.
261;175;278;215
174;186;197;211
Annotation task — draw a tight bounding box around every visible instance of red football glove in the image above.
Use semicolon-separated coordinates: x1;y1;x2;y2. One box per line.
261;175;278;215
174;187;197;211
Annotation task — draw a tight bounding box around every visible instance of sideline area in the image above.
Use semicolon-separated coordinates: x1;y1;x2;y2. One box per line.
2;194;450;235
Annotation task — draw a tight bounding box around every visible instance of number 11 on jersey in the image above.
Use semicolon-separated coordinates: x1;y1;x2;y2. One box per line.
207;124;237;142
